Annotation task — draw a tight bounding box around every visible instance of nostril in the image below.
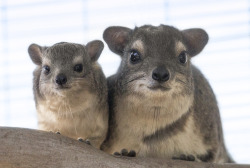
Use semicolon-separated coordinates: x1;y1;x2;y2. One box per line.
56;74;67;85
61;77;67;84
152;66;170;82
162;72;170;81
152;72;160;81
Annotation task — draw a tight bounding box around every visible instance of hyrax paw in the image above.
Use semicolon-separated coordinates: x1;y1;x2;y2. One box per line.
78;138;91;145
50;131;61;134
113;149;136;157
172;154;195;161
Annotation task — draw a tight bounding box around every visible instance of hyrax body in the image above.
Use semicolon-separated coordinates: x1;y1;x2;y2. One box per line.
28;41;108;148
102;25;233;162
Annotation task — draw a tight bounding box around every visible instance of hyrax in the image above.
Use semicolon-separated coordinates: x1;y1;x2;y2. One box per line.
28;40;108;149
101;25;234;162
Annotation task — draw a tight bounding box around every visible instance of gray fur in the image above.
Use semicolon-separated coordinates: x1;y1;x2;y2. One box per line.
28;41;108;149
101;25;233;163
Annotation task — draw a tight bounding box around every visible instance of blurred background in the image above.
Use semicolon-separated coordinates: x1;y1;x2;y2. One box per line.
0;0;250;163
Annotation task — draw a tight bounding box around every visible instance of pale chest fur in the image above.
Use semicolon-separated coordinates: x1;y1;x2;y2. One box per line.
106;92;208;157
37;90;107;148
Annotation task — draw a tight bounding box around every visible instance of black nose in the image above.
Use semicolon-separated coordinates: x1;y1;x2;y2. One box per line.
56;74;67;85
152;66;170;82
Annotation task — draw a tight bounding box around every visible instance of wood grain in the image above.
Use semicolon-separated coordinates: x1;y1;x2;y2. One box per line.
0;127;249;168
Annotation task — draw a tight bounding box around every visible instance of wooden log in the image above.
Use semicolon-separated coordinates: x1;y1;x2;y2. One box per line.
0;127;249;168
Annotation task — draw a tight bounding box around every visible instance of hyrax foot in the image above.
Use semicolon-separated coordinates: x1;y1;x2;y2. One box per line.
113;149;136;157
50;131;61;134
172;154;195;161
78;138;91;145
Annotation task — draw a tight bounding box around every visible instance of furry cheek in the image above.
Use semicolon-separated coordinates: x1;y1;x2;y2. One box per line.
70;79;91;91
39;81;55;97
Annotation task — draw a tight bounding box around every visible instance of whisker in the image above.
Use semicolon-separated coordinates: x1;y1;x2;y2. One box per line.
58;103;62;116
66;100;78;136
176;71;186;76
175;77;192;92
122;74;146;86
175;78;188;85
64;100;68;118
74;78;85;81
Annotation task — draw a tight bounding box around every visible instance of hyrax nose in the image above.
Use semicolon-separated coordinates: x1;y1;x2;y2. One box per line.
152;66;170;82
56;74;67;85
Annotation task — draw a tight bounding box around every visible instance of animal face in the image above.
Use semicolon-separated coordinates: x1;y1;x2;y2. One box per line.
40;43;90;96
104;25;208;97
28;41;104;97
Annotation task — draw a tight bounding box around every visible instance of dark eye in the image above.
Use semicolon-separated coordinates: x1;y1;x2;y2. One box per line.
130;50;141;64
74;64;83;73
43;65;50;75
178;51;187;64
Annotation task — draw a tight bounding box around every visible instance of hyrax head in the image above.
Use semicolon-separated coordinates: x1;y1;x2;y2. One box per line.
28;40;104;97
103;25;208;96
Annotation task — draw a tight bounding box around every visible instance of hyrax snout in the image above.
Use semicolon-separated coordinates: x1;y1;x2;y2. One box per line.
152;66;170;82
55;73;67;86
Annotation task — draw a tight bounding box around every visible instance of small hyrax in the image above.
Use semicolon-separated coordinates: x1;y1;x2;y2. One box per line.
101;25;234;163
28;40;108;149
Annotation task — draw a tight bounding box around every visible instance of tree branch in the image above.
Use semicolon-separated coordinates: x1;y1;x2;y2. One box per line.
0;127;248;168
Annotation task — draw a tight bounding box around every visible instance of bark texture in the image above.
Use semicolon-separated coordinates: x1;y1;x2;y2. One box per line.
0;127;249;168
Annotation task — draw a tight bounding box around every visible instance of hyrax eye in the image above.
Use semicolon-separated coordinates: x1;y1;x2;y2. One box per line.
178;51;187;64
74;64;83;73
130;50;141;64
43;65;50;75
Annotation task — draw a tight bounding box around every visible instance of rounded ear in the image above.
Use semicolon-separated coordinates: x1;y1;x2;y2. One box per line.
182;28;208;57
86;40;104;62
103;26;131;56
28;43;46;65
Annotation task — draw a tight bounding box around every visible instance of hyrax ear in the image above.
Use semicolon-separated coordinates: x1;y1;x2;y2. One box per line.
182;28;208;57
86;40;104;62
103;26;132;56
28;44;45;65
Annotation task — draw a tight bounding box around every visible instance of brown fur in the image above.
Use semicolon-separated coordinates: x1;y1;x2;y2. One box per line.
101;25;233;162
28;41;108;148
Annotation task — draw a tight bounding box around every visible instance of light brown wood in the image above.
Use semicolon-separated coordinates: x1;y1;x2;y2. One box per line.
0;127;249;168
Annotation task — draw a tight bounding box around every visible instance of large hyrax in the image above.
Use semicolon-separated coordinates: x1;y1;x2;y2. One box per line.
102;25;233;162
28;40;108;149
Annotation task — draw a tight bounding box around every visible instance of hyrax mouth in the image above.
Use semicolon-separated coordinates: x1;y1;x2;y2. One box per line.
147;84;171;91
55;85;71;90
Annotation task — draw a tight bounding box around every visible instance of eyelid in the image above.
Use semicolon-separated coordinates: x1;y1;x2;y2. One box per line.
74;63;83;68
43;65;50;69
130;49;141;56
181;50;189;55
74;62;83;65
